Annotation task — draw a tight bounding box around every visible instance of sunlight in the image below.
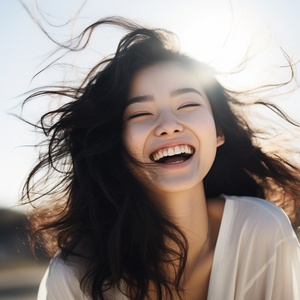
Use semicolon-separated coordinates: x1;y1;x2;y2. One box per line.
167;3;282;91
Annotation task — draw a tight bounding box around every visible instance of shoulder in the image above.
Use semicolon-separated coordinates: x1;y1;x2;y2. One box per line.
38;253;88;300
224;195;291;224
223;195;297;243
38;253;126;300
209;195;300;299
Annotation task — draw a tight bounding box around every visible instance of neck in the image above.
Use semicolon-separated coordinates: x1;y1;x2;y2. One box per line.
152;183;211;260
145;184;224;299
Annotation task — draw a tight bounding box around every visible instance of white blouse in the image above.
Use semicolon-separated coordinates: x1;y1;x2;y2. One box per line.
38;196;300;299
207;196;300;299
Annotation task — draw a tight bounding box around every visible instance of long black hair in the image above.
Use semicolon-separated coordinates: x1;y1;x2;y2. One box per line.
21;17;300;299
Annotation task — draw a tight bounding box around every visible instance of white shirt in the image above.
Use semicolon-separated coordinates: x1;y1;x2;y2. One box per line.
38;196;300;299
207;196;300;299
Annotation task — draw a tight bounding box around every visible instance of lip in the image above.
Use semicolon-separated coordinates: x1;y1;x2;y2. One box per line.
149;141;195;157
148;141;195;167
152;152;194;169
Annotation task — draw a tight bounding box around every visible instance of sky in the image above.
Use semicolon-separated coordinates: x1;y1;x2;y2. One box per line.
1;0;300;208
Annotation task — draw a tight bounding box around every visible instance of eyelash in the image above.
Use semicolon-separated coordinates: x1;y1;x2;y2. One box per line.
128;112;152;119
178;103;201;109
127;103;201;119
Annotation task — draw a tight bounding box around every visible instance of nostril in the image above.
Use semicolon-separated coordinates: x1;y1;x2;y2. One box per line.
155;120;184;136
160;129;180;135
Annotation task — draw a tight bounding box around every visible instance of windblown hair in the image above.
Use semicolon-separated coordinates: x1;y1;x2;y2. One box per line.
22;17;300;299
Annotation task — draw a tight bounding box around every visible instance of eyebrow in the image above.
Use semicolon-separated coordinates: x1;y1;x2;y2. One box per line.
127;87;203;106
127;95;154;106
170;87;203;97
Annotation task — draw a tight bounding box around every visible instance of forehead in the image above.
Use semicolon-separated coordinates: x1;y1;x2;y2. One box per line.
129;62;204;98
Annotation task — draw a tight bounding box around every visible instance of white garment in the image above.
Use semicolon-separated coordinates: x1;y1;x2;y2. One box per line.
38;196;300;300
207;196;300;300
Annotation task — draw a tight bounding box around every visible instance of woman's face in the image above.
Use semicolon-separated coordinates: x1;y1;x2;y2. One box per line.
123;62;224;195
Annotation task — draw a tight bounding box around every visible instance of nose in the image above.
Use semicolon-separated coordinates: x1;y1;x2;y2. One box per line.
154;112;184;136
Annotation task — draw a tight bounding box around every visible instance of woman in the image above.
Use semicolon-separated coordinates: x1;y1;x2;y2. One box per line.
22;18;300;299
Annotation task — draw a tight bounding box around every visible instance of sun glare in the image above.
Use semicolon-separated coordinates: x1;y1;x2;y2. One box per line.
168;3;287;92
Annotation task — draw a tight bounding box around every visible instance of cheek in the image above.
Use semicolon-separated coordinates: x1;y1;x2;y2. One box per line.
123;125;146;160
203;116;217;137
187;111;217;138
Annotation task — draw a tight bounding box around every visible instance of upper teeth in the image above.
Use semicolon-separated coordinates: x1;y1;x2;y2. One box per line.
151;145;193;162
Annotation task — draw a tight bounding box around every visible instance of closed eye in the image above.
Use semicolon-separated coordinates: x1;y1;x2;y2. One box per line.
178;103;201;110
128;112;153;119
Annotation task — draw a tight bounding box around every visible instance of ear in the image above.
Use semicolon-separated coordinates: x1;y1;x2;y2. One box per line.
216;133;225;147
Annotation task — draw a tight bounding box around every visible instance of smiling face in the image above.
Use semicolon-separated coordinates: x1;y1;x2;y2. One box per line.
123;62;224;195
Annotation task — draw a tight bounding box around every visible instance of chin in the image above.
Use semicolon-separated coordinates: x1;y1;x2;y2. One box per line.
148;175;204;194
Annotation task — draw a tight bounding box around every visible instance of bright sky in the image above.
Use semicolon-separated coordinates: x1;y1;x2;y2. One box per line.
1;0;300;208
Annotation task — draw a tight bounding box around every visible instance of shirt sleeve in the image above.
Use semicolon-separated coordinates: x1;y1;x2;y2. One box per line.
243;207;300;300
243;236;300;300
209;196;300;300
37;255;88;300
270;236;300;299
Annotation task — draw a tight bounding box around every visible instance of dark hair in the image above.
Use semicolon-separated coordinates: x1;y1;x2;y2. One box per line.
22;17;300;299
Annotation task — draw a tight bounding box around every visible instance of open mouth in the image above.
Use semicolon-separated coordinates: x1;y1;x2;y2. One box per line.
150;145;194;164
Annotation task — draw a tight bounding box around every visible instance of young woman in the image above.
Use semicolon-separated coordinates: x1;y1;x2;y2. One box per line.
22;18;300;299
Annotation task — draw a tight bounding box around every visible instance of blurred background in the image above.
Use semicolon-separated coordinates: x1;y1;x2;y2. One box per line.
1;0;300;299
